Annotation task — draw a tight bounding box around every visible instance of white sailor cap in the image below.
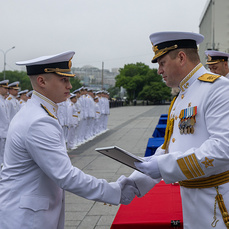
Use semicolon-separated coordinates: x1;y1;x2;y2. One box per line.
18;89;29;95
149;31;204;63
16;51;75;77
94;96;99;100
0;79;9;88
26;90;33;97
205;50;229;65
72;88;80;94
70;93;76;99
8;81;20;90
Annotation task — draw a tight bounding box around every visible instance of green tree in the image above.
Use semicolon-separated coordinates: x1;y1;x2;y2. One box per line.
107;86;120;98
0;71;32;90
139;82;171;104
115;63;150;102
115;62;171;103
70;76;82;92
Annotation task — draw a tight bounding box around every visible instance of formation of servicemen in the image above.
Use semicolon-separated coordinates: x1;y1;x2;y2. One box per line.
57;87;110;150
0;80;32;168
0;80;110;162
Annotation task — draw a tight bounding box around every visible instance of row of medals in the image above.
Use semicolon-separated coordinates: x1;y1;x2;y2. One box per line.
178;116;196;134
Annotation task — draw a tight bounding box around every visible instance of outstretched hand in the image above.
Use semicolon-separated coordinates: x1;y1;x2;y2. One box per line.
117;175;140;205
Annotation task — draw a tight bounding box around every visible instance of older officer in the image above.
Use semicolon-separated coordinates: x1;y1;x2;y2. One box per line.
0;80;10;168
6;81;20;120
128;32;229;229
205;50;229;79
0;51;139;229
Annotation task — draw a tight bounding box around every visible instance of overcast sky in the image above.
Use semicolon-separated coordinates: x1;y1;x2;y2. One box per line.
0;0;208;73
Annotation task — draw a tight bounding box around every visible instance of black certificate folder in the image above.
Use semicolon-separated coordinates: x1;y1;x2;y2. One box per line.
95;146;143;172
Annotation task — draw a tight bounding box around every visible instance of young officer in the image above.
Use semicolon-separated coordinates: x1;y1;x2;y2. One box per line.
0;51;139;229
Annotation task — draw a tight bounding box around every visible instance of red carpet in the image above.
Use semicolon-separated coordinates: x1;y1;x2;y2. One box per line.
111;181;183;228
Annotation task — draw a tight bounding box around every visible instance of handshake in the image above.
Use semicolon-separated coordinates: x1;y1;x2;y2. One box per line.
117;175;140;205
117;155;161;205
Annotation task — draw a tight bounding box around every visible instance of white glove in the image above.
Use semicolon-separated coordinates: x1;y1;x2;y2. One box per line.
117;175;140;205
134;156;161;179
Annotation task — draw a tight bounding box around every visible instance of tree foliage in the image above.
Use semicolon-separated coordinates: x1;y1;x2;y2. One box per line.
0;71;33;91
70;77;83;92
115;62;171;103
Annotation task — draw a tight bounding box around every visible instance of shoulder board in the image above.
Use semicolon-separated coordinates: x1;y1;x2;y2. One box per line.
7;97;12;100
198;73;221;83
40;104;57;119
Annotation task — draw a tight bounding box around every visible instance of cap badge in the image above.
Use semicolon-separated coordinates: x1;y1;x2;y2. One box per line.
153;45;159;53
207;55;212;61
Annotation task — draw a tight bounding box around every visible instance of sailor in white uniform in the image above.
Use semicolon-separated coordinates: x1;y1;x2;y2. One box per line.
6;81;20;121
129;32;229;229
0;51;139;229
18;89;29;108
0;80;10;168
67;93;79;150
93;96;101;136
205;50;229;79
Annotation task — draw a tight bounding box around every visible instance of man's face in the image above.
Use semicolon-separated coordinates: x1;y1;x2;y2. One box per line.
21;94;28;102
208;62;227;76
157;53;182;88
9;88;18;96
70;97;77;103
0;87;8;96
44;73;72;103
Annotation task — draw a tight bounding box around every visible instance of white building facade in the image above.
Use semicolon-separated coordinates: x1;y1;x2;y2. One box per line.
199;0;229;66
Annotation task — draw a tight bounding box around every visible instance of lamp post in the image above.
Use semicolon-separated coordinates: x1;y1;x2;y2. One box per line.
0;46;15;80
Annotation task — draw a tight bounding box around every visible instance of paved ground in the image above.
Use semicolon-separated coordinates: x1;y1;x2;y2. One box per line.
65;105;169;229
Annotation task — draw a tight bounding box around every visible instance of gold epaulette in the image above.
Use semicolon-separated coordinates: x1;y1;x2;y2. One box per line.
7;97;12;100
40;104;57;119
198;73;221;83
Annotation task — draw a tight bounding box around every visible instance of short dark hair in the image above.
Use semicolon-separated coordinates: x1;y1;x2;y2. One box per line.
168;48;200;64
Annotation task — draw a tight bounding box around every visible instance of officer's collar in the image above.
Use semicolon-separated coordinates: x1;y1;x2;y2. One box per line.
32;91;58;117
179;63;204;92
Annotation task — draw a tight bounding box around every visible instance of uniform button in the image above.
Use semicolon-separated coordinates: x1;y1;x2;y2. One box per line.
175;116;178;120
172;138;175;143
181;94;184;99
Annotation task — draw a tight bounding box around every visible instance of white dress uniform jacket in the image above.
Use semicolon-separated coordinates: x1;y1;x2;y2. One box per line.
0;94;10;165
6;94;20;121
131;64;229;229
0;94;9;139
0;91;121;229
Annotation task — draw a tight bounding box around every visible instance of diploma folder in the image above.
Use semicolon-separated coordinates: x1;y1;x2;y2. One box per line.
95;146;143;172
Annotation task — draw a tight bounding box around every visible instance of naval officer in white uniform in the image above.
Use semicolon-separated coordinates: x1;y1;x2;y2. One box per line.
0;51;139;229
6;81;20;121
128;32;229;229
205;50;229;79
0;80;10;168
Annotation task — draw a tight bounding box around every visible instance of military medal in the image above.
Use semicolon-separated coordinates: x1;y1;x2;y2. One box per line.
179;106;197;134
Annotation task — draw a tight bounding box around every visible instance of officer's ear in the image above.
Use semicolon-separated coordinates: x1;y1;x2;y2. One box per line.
36;74;47;88
177;51;187;66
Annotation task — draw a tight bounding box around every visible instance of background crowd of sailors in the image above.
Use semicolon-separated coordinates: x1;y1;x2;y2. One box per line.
0;80;110;168
57;87;110;150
